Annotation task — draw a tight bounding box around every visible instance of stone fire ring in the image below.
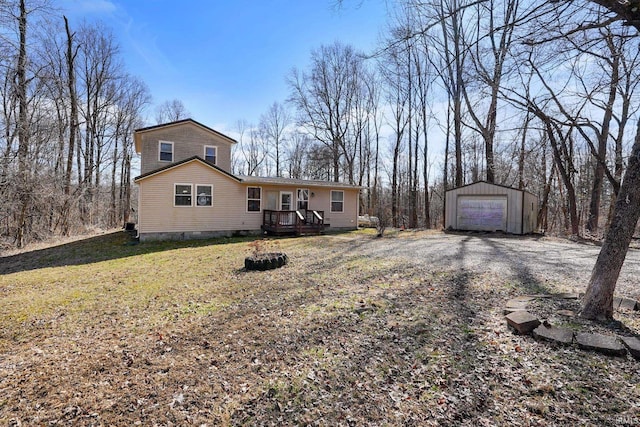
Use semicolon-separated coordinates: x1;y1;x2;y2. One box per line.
244;253;289;271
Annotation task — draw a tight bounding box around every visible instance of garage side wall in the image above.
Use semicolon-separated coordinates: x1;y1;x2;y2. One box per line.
522;191;539;234
445;182;526;234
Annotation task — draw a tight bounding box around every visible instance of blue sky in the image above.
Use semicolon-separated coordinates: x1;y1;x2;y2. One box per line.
60;0;392;134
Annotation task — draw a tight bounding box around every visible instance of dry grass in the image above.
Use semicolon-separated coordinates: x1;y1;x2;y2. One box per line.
1;230;640;426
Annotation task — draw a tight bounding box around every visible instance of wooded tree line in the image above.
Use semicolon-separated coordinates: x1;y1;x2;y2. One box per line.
235;0;640;235
0;0;150;248
2;0;639;250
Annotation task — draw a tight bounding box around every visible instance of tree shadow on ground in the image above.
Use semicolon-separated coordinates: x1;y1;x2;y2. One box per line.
0;231;259;275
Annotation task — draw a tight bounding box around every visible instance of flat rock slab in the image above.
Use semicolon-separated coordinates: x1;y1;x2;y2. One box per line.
505;299;530;310
557;310;575;317
506;311;540;335
621;337;640;360
556;293;580;300
576;333;626;357
503;307;528;315
513;296;537;302
618;298;638;311
533;324;574;346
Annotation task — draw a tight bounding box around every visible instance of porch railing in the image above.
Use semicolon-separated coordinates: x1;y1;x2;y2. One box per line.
262;209;325;235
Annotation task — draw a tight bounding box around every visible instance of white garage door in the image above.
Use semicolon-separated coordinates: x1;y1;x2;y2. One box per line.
456;195;507;231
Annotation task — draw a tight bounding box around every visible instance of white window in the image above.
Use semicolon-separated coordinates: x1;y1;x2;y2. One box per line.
247;187;261;212
196;184;213;207
174;184;192;206
159;141;173;162
297;188;309;210
331;190;344;213
204;145;217;164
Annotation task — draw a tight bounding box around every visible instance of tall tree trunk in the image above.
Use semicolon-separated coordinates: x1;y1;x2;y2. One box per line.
518;113;531;189
62;15;78;236
581;120;640;321
586;46;618;234
442;101;451;227
16;0;29;248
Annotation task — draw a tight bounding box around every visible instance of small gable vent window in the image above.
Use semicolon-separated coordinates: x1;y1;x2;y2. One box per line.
159;141;173;162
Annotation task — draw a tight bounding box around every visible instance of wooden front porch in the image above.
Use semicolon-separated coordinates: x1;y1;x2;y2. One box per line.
262;209;326;236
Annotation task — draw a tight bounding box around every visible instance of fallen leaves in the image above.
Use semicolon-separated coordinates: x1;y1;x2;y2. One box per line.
1;231;640;426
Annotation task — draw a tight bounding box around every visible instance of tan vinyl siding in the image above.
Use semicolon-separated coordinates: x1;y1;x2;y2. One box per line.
138;123;233;175
137;159;359;239
306;187;359;229
138;161;261;235
248;185;360;230
137;159;360;237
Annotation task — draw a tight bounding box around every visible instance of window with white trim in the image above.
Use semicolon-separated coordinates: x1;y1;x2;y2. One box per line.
297;188;309;210
331;190;344;213
174;184;192;206
247;187;261;212
196;184;213;207
204;145;217;164
159;141;173;162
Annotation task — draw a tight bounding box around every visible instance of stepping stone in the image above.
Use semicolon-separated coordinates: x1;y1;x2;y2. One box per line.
506;311;540;335
557;310;575;317
621;337;640;360
505;299;529;310
503;307;527;315
533;324;574;346
576;332;626;357
513;296;537;302
613;297;624;309
526;294;553;299
618;298;638;311
556;293;580;300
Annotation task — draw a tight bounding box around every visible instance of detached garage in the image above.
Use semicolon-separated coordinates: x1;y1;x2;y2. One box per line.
445;181;538;234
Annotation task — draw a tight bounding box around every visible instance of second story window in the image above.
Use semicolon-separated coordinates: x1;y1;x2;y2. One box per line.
204;145;217;164
159;141;173;162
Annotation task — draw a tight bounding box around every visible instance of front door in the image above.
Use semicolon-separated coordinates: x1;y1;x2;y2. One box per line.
280;191;293;211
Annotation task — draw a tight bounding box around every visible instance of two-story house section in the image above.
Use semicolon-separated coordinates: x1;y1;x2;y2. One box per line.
133;119;362;241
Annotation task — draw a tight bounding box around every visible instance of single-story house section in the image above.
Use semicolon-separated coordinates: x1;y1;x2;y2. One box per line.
133;119;362;242
444;181;538;234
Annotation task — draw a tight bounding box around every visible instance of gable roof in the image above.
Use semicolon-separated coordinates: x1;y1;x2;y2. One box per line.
134;156;363;190
134;156;241;183
445;180;536;196
134;118;237;153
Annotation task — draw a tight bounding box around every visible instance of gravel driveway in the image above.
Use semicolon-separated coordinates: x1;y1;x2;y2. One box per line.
348;231;640;298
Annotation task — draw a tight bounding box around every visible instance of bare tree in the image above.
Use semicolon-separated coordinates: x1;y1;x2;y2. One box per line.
579;1;640;321
461;0;520;184
155;99;190;124
379;37;410;228
259;102;290;177
288;42;365;182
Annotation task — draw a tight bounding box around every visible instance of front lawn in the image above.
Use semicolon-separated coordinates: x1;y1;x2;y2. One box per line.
1;230;639;426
